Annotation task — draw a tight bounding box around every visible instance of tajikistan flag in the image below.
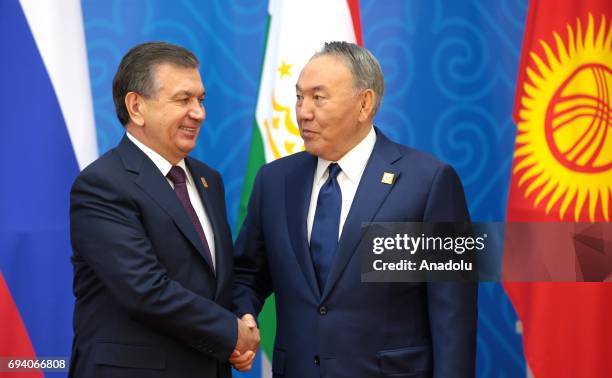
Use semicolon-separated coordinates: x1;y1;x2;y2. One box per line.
237;0;362;376
0;1;96;377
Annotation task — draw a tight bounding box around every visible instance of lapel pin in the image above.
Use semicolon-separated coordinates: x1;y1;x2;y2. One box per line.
200;177;209;188
381;172;395;185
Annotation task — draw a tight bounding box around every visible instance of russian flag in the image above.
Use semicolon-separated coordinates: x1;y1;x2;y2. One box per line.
0;1;97;377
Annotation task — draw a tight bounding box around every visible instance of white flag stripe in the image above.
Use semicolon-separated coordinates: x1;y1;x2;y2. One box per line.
256;0;356;162
252;2;357;376
261;351;272;378
20;0;98;170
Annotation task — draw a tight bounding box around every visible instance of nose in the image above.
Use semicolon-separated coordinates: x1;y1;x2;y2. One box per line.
296;98;314;123
189;100;205;122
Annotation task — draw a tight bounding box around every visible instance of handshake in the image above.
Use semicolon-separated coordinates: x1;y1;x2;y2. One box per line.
231;313;260;371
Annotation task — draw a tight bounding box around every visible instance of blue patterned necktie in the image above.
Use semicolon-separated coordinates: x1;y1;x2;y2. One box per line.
310;163;342;293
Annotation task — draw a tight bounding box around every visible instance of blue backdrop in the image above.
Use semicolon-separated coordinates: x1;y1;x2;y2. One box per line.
81;0;527;376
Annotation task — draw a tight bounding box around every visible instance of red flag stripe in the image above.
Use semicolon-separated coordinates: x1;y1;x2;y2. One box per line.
346;0;363;46
0;271;43;378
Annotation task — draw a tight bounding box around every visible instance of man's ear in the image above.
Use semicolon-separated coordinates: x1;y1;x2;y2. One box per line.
125;92;146;126
358;89;375;122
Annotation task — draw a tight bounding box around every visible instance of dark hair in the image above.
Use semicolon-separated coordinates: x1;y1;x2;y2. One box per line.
312;41;384;115
112;41;199;126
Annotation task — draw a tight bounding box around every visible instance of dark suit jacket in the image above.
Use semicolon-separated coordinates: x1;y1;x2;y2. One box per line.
234;129;477;378
69;136;237;378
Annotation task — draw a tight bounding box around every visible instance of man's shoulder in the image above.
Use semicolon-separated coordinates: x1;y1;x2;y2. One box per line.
260;151;313;176
77;146;123;179
186;156;220;179
71;146;128;194
377;131;448;173
184;156;225;192
374;129;465;195
395;145;446;171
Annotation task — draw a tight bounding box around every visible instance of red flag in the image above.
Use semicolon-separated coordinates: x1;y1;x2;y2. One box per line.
0;272;42;378
506;0;612;376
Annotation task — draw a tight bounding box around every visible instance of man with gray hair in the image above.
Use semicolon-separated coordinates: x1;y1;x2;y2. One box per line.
70;41;258;377
233;41;477;377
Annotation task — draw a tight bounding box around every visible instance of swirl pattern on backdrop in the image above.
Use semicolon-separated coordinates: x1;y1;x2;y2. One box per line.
83;1;528;376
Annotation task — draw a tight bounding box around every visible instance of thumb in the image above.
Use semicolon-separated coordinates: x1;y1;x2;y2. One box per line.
241;313;257;328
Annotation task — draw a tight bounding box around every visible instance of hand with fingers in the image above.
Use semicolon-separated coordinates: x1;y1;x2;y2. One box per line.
231;314;260;371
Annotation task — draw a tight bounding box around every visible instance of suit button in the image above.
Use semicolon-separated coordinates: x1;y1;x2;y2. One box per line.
319;306;327;315
314;355;320;365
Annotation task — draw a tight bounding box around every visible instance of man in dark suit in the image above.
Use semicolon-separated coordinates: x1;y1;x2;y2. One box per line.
234;42;477;377
69;42;258;378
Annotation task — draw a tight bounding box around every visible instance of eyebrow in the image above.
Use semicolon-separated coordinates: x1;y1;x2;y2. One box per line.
171;89;205;98
295;85;327;92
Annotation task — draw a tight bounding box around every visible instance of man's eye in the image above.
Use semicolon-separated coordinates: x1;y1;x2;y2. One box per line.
314;95;324;101
296;94;303;101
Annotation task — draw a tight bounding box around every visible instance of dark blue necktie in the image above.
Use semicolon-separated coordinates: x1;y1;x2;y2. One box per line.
310;163;342;293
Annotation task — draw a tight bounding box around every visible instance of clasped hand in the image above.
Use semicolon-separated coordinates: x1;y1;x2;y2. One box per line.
231;313;260;371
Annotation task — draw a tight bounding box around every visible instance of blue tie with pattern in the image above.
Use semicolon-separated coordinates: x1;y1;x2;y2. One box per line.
310;163;342;293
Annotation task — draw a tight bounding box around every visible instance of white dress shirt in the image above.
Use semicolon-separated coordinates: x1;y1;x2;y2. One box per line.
307;126;377;242
127;132;216;270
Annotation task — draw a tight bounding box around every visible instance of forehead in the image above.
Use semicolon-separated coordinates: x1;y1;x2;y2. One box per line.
297;55;353;91
152;63;204;94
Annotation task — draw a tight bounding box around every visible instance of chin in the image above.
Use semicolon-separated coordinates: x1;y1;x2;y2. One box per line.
304;143;332;160
177;142;196;155
303;142;319;156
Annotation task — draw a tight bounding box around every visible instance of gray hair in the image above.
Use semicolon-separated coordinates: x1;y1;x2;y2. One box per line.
312;41;384;115
112;41;199;126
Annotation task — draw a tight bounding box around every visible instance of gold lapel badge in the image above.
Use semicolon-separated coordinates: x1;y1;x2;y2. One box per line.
200;177;209;188
381;172;395;185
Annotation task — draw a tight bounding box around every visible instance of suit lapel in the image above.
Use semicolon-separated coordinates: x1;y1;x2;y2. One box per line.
321;132;402;301
117;137;215;274
186;159;232;293
286;154;320;298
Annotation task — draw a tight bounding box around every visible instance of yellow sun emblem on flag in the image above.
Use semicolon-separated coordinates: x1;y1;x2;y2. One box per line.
515;13;612;221
262;96;303;159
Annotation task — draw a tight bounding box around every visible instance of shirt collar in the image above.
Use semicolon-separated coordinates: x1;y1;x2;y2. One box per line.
314;126;376;185
126;132;189;183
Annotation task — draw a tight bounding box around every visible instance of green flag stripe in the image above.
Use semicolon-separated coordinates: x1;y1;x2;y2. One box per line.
236;123;277;361
236;12;277;366
237;121;265;229
258;296;277;361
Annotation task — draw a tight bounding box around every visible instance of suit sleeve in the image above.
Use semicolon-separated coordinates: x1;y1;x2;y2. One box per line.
232;168;274;318
423;164;478;378
70;169;238;361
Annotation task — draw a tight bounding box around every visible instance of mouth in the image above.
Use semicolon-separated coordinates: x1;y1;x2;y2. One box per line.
179;126;199;136
300;128;318;138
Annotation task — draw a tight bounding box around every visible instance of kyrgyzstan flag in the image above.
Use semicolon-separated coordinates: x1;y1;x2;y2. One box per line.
505;0;611;377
